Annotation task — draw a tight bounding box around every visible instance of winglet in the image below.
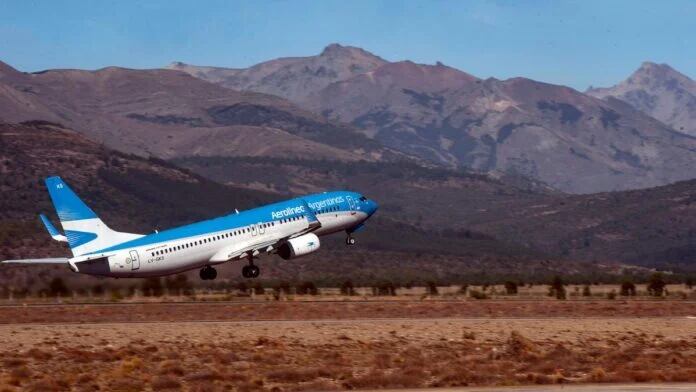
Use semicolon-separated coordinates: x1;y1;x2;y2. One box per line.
39;214;68;242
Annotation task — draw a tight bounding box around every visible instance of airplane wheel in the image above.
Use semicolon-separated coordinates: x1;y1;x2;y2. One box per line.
241;265;250;278
200;266;217;280
346;237;356;246
250;265;260;278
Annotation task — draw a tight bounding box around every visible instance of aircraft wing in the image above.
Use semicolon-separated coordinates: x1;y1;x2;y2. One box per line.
210;199;320;263
1;258;69;265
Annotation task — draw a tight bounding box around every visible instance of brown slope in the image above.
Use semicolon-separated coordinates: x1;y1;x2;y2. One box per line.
0;61;64;124
470;178;696;268
175;155;696;269
587;62;696;137
0;62;389;162
306;60;696;193
169;43;388;103
1;122;558;289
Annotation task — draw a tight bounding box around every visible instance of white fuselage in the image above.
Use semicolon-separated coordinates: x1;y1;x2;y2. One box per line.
77;209;369;278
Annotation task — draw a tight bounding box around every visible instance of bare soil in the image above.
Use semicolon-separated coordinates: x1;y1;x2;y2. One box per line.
1;317;696;390
0;299;694;324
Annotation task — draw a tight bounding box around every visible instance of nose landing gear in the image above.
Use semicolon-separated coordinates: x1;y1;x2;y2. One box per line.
199;266;217;280
346;236;356;246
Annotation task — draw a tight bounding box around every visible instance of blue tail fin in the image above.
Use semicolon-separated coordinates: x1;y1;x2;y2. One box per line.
45;176;98;222
44;176;142;256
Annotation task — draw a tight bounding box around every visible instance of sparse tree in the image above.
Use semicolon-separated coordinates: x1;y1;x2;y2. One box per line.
274;281;292;296
92;284;105;297
504;281;518;295
647;273;666;297
582;285;592;297
426;281;439;295
235;282;249;295
548;276;566;300
373;281;396;296
252;282;264;295
165;274;191;296
458;284;469;295
620;280;636;297
297;281;318;295
142;277;163;297
340;280;356;296
48;277;69;297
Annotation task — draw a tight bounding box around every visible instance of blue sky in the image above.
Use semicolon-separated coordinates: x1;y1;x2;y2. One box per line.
1;0;693;90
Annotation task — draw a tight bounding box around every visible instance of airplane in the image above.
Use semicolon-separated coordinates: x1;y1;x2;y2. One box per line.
1;176;378;279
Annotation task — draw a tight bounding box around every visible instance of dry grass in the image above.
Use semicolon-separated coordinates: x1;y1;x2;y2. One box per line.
1;304;696;390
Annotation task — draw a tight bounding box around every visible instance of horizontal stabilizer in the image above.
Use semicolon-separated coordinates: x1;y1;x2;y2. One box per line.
1;258;69;265
39;214;67;242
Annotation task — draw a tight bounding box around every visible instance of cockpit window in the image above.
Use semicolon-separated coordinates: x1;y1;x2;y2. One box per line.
359;196;368;201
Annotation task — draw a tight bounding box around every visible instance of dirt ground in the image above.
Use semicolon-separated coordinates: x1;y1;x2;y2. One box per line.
0;300;695;324
1;302;696;391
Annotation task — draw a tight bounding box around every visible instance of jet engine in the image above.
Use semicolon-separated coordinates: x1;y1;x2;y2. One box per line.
277;233;320;260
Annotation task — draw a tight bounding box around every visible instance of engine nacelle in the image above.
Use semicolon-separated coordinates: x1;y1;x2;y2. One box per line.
278;233;320;260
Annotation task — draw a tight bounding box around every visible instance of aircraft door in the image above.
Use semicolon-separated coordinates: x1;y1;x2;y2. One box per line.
251;224;258;236
258;222;265;235
129;250;140;270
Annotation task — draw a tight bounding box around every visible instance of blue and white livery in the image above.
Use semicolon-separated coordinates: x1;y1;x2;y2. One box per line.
1;176;378;279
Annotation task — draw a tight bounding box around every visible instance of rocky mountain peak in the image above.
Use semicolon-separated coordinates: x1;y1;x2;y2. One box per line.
587;62;695;136
320;43;347;56
629;61;691;87
319;43;383;61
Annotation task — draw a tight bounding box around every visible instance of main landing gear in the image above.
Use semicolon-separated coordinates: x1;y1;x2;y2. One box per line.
241;253;260;279
200;266;217;280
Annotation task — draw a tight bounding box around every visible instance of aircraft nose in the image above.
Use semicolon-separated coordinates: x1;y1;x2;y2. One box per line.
366;199;378;216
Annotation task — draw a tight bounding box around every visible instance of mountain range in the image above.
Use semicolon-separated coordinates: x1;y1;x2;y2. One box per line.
0;59;393;163
172;44;696;194
1;45;696;278
1;121;569;287
3;121;694;282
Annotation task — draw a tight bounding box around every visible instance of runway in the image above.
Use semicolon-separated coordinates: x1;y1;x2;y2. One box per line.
1;299;694;324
